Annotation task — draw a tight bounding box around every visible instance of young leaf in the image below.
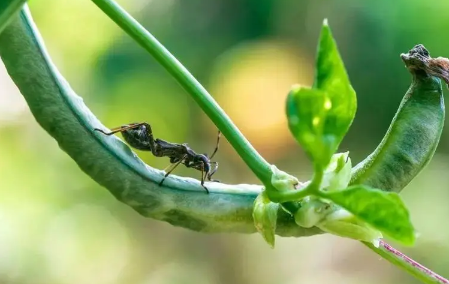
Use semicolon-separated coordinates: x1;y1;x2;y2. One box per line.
253;190;279;248
314;19;357;147
320;185;415;245
286;86;334;166
286;20;356;168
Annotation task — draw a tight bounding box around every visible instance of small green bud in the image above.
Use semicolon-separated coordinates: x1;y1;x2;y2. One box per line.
270;165;301;192
294;197;334;228
321;152;352;191
253;190;279;248
317;208;383;247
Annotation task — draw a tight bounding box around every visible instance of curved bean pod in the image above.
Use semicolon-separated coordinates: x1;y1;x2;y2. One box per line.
350;45;445;192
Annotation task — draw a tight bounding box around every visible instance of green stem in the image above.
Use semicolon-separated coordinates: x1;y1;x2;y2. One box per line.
90;0;273;186
364;240;448;284
269;166;324;203
0;0;27;33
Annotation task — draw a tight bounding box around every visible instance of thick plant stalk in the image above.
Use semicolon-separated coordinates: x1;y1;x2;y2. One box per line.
365;241;449;284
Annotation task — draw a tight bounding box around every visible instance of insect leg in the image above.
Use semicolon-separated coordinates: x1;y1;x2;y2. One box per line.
207;162;220;183
158;155;187;186
163;163;175;171
209;130;221;159
200;165;210;194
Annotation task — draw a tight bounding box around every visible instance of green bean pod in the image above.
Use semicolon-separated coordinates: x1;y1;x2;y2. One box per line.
350;45;445;192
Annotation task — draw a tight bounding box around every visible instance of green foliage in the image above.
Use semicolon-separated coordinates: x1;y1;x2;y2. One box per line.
286;20;356;169
282;20;416;248
286;86;333;167
253;191;279;248
314;20;357;148
320;186;415;245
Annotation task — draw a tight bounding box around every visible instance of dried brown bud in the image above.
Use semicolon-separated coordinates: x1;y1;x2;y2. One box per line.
401;44;449;88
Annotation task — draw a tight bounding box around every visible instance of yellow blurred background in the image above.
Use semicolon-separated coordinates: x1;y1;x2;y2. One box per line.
1;0;449;283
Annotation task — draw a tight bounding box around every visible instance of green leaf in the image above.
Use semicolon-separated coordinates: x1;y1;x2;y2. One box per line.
286;20;356;168
253;190;279;248
286;86;334;166
314;20;357;139
320;185;415;245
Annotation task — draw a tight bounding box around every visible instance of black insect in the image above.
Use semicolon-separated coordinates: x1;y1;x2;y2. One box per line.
94;122;220;193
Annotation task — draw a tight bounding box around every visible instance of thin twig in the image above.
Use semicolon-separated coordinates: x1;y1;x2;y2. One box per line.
364;240;448;284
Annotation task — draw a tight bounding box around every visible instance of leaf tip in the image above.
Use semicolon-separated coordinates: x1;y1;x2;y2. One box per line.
290;84;302;93
399;235;416;247
406;230;419;246
323;18;329;27
387;222;417;247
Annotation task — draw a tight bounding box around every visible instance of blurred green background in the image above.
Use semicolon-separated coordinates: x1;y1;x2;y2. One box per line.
1;0;449;283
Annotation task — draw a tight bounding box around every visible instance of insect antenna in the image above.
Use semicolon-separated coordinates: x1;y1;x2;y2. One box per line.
94;122;146;136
